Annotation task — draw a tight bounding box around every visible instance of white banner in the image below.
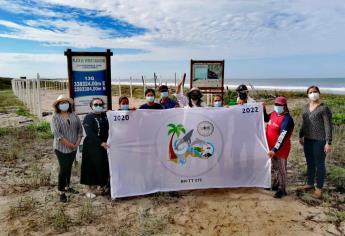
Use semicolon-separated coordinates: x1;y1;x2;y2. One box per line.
107;103;270;198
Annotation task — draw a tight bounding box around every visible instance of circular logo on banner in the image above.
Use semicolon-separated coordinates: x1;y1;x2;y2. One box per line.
155;111;224;177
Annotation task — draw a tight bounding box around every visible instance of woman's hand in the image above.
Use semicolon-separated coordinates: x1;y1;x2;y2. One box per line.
101;142;109;150
267;150;275;158
299;138;304;145
324;144;332;154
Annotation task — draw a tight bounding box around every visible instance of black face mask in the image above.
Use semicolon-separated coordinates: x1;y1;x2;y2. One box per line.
238;92;248;100
191;94;200;100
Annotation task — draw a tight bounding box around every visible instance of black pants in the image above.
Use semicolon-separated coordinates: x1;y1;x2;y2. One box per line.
55;149;77;192
304;138;326;189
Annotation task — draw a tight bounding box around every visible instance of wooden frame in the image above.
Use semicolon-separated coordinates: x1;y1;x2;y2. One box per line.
190;60;225;96
64;49;113;113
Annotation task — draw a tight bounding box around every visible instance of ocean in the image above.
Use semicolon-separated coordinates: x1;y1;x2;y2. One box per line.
112;77;345;95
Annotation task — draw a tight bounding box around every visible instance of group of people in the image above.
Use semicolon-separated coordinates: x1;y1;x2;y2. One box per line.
51;84;333;202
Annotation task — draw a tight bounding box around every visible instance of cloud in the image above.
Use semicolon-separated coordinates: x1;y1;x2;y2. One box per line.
1;0;345;78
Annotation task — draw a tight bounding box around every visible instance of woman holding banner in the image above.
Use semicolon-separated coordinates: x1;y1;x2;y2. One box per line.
80;97;110;198
51;95;83;203
139;89;164;109
265;96;294;198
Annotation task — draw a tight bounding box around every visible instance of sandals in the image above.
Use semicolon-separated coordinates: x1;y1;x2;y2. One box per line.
311;188;323;199
297;185;314;191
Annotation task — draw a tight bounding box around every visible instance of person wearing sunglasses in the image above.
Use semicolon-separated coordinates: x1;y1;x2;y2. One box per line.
80;97;110;198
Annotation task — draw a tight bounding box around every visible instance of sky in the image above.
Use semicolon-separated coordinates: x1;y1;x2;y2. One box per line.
0;0;345;80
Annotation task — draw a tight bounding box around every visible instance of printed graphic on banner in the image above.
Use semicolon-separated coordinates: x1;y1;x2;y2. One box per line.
159;114;223;177
71;56;107;114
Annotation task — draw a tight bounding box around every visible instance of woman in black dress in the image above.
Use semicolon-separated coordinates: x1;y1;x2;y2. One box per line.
80;98;109;198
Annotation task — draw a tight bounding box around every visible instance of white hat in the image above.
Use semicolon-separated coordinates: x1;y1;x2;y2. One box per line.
52;94;74;108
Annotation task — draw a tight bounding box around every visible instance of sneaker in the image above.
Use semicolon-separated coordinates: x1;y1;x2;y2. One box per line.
274;190;287;198
60;193;67;203
85;192;96;199
66;188;79;194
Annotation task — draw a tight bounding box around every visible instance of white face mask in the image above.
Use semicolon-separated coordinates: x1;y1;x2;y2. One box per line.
308;92;320;101
274;105;284;114
146;96;155;103
214;101;222;107
93;106;103;113
160;91;169;98
120;104;129;110
58;103;69;112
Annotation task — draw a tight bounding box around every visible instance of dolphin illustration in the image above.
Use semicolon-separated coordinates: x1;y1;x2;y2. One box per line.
191;138;208;146
176;129;194;149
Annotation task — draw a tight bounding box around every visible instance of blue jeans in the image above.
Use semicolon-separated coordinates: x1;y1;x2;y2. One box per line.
303;138;326;189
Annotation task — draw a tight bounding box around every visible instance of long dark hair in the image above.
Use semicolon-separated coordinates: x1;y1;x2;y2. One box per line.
187;91;203;107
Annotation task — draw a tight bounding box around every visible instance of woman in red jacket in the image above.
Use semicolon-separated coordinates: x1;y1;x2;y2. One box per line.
265;96;295;198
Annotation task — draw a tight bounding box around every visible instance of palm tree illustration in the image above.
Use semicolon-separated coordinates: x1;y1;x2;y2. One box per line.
167;123;186;162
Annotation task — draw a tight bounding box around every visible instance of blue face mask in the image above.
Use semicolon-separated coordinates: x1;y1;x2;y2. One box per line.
146;96;155;103
274;105;284;114
214;101;222;107
93;106;103;113
58;103;69;112
160;91;169;98
120;104;129;110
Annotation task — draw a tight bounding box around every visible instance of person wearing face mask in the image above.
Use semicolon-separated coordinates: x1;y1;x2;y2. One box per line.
298;86;333;199
118;96;136;110
236;84;256;105
80;98;110;198
139;89;164;109
175;78;207;108
51;95;83;202
264;96;294;198
158;85;179;109
213;95;223;107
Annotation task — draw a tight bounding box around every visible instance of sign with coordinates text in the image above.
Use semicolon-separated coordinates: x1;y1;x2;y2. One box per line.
65;49;112;116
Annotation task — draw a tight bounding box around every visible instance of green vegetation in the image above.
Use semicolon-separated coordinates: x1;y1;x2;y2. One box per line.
0;77;12;90
8;196;38;219
328;165;345;191
0;90;27;113
27;121;53;139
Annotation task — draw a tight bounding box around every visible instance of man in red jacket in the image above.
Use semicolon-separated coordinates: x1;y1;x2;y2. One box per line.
265;96;295;198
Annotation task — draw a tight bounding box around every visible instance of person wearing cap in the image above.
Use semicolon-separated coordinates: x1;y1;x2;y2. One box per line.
298;86;333;199
139;88;164;109
236;84;256;105
158;85;179;109
51;95;83;202
80;97;110;199
175;79;207;108
265;96;294;198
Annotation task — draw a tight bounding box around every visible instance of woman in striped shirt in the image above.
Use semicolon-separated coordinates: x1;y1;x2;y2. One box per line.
51;95;83;202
